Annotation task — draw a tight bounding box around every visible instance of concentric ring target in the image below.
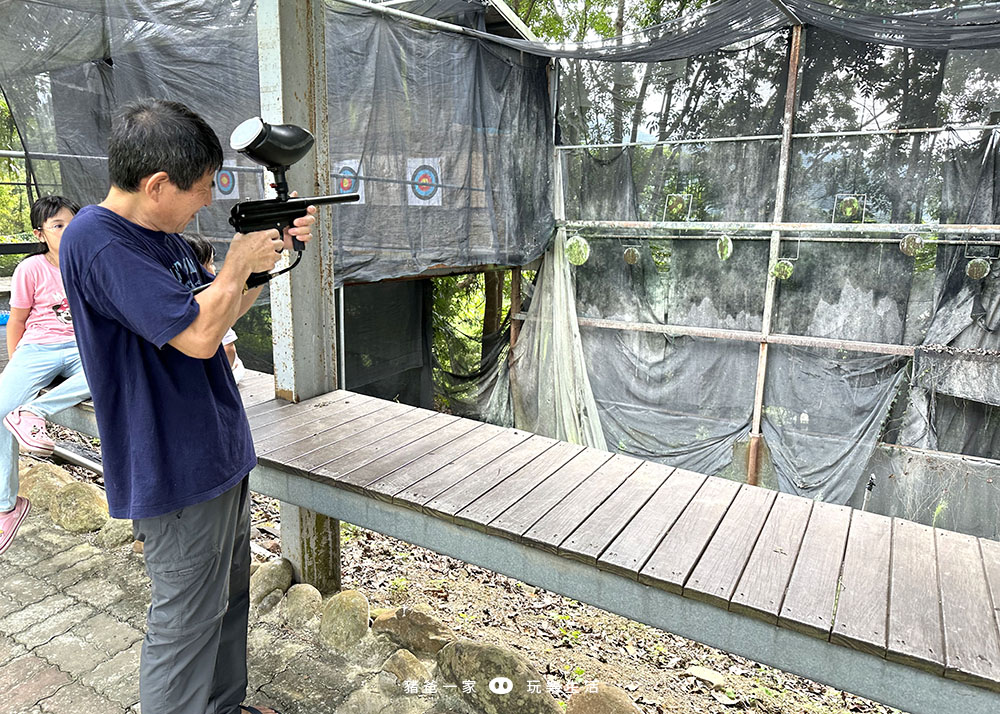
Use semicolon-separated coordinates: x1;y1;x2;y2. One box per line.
410;164;439;201
337;166;359;194
215;168;236;196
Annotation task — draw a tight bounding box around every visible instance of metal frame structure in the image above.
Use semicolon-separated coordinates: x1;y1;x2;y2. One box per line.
549;23;1000;484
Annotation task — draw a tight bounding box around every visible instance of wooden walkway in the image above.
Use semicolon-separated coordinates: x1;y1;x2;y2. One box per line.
244;388;1000;707
45;374;1000;712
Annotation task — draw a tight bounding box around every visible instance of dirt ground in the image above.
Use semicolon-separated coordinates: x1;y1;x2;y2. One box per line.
45;428;905;714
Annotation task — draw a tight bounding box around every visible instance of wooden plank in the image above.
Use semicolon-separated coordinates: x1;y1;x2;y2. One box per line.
335;418;485;492
981;538;1000;663
253;397;388;456
887;518;945;674
250;392;376;442
831;508;891;657
392;428;535;508
246;388;352;425
684;485;777;608
366;423;508;503
638;476;741;593
730;492;812;624
314;411;458;476
423;434;561;522
238;371;277;408
486;447;614;540
261;402;416;471
559;460;674;566
454;441;585;530
778;501;852;639
522;453;644;554
599;469;706;580
244;397;292;419
936;528;1000;690
289;408;437;473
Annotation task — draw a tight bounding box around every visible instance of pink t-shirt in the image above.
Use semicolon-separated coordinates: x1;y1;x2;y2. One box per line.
9;254;76;345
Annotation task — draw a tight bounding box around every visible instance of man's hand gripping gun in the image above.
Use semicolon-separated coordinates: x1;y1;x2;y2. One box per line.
228;117;359;290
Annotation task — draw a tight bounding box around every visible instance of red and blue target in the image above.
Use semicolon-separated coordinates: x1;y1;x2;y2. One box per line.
337;166;359;194
410;164;439;201
215;168;236;196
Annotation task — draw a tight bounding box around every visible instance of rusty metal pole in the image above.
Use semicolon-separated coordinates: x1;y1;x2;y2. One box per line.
748;24;804;486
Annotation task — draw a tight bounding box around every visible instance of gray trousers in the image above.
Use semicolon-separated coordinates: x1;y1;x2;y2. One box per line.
133;477;251;714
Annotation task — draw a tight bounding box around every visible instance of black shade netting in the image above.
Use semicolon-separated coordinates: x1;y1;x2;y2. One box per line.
325;2;553;285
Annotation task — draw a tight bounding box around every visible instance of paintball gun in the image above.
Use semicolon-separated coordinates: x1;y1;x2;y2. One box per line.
225;117;359;291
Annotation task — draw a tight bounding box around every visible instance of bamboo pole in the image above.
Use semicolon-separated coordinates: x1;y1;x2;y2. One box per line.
749;24;804;486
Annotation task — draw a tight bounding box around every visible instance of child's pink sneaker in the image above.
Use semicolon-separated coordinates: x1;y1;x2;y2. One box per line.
0;496;30;556
3;408;55;456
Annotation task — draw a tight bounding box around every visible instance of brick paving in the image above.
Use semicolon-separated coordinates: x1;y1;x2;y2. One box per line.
0;502;375;714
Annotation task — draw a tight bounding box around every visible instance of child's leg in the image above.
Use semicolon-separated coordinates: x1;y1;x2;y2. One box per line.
23;344;91;418
0;344;64;510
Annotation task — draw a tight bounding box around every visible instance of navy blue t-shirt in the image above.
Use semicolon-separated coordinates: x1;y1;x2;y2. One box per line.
61;205;257;519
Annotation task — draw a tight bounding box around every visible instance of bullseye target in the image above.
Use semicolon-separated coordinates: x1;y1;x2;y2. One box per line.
338;166;358;193
406;158;442;206
411;165;438;200
333;160;364;204
213;165;239;200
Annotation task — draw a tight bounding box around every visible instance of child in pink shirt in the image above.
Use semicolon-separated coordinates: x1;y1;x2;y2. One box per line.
0;196;91;555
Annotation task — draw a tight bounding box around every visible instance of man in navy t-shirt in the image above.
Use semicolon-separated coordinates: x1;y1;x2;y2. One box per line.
61;99;315;714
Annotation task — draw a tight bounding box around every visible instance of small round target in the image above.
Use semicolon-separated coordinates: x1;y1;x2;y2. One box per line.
337;166;359;194
411;164;439;201
215;168;236;196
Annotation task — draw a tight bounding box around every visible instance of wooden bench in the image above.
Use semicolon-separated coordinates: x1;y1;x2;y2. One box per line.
48;378;1000;713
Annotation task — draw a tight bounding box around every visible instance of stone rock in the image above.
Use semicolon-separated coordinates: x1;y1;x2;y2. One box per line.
566;683;642;714
17;461;75;510
320;589;370;653
285;583;323;629
256;588;284;616
437;640;560;714
97;518;134;548
50;481;109;533
370;606;396;621
373;603;455;654
379;648;431;693
683;665;726;690
249;558;293;606
132;540;144;554
338;674;434;714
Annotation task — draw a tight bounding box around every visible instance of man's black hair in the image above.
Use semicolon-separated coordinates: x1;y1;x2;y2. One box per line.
30;195;81;230
108;99;223;192
180;232;215;267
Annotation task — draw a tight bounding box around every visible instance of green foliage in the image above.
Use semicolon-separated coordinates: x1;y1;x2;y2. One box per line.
0;95;33;275
432;271;512;411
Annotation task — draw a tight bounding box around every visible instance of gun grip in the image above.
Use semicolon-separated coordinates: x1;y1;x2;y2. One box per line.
291;236;305;251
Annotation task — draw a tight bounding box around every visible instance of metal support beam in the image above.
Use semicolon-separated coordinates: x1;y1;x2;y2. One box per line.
249;461;1000;714
256;0;340;589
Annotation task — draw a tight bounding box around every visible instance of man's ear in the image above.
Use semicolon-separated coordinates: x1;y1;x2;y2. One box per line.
142;171;171;201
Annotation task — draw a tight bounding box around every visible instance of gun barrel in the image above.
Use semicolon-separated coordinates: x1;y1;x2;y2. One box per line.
230;193;360;230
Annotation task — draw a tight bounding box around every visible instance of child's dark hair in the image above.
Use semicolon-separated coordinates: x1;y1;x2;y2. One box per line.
30;195;81;254
109;99;223;191
30;195;81;230
180;233;215;267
